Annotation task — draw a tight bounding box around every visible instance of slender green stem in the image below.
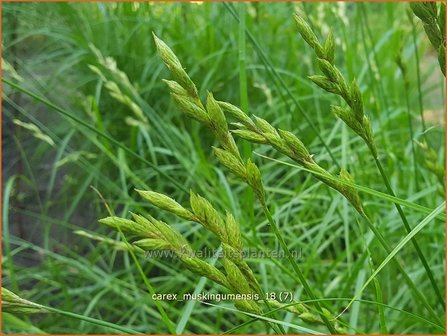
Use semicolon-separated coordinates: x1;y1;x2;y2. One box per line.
260;202;338;334
410;17;427;134
238;2;256;242
371;153;445;309
402;81;419;189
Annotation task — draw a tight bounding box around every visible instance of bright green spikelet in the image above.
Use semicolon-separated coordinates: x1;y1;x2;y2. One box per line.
213;147;247;179
246;159;265;204
222;258;252;294
294;14;325;57
324;31;335;63
181;255;231;288
206;92;228;134
349;79;364;122
253;116;277;135
133;238;172;251
261;132;291;156
225;211;242;251
99;216;146;236
278;129;312;162
217;101;256;129
136;189;195;221
317;58;349;100
231;129;268;144
338;169;365;216
170;93;210;124
153;33;199;99
2;287;46;314
410;2;446;76
189;191;226;239
162;79;189;97
307;75;340;94
131;213;188;250
317;58;337;82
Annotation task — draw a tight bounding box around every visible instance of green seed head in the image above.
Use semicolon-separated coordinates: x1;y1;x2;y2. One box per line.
231;129;268;144
170;93;210;124
324;31;335;63
213;147;247;180
2;287;45;314
189;191;226;239
225;211;242;251
410;2;436;24
307;75;340;94
162;79;189;97
133;238;172;251
153;33;199;99
181;256;230;288
99;216;146;236
349;79;364;122
206;92;228;134
246;159;265;204
253;116;277;135
136;189;195;220
294;14;325;57
222;258;252;294
278;129;311;162
217;101;256;129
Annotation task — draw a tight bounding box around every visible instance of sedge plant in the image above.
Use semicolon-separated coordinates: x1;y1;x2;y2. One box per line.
151;33;346;334
292;12;445;314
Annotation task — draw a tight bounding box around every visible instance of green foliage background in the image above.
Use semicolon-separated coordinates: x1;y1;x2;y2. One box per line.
2;2;445;334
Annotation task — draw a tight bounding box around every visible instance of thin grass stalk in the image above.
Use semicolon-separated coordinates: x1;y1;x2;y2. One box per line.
396;54;419;188
409;12;428;134
238;2;256;243
371;152;445;310
361;212;441;325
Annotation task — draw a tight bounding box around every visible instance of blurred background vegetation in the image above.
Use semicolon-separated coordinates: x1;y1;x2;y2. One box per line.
2;2;445;334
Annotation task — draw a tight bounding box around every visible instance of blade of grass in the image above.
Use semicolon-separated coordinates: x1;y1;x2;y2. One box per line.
339;201;445;319
372;154;445;308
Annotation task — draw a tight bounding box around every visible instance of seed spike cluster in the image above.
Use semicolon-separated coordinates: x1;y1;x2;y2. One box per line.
105;186;332;323
295;14;378;158
136;33;346;328
219;100;365;215
155;32;365;216
100;211;231;289
410;2;446;76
